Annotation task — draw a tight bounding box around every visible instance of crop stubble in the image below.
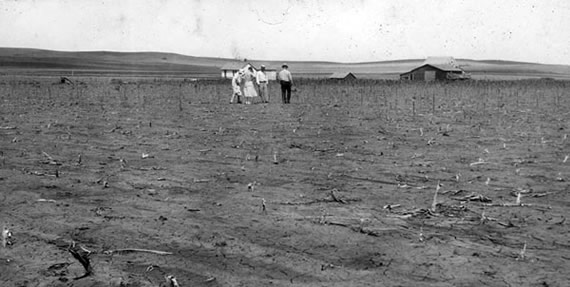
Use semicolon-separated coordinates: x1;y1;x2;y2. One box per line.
0;77;569;286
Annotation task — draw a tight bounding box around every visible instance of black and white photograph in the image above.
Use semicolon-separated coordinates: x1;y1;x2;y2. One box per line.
0;1;569;286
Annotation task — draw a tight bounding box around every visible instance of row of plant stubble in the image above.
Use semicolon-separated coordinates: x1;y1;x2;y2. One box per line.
0;78;568;121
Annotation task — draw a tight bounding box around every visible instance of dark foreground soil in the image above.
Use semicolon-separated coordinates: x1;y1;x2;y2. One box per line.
0;79;569;286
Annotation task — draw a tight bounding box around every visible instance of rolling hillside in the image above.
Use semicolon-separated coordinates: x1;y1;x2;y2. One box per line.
1;47;569;79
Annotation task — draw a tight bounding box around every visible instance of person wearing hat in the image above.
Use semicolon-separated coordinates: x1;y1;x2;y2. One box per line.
256;65;269;103
278;63;293;104
230;69;244;104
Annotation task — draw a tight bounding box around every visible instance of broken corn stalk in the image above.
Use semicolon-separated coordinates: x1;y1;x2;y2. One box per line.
165;275;180;287
517;242;527;261
2;226;12;247
431;181;441;212
261;198;267;212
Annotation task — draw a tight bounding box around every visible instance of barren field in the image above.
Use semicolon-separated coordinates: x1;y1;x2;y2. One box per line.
0;78;569;286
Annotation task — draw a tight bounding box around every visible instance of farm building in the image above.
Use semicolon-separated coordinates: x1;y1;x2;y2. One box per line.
220;62;277;80
329;72;357;80
400;57;469;81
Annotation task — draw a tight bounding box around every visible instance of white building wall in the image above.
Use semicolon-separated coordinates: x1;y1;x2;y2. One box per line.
222;67;276;80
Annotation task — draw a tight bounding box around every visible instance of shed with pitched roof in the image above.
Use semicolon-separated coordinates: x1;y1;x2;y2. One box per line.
329;72;357;80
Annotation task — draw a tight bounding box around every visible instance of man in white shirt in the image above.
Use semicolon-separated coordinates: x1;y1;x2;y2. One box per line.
277;63;293;104
256;65;269;103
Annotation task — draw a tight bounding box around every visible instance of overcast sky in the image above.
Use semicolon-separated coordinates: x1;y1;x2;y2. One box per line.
1;0;569;64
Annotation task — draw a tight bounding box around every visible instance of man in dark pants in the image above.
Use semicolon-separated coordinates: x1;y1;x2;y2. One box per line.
278;63;293;104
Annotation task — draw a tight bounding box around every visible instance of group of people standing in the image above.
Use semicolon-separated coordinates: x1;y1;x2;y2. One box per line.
231;63;293;105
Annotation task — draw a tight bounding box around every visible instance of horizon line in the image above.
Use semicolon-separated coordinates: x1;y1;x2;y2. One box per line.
0;46;556;66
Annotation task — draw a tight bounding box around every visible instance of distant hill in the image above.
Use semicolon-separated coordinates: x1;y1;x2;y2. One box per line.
1;47;569;80
0;47;226;77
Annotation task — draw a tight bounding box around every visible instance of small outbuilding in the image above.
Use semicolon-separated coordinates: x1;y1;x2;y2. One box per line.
400;57;469;81
221;62;277;80
329;72;357;80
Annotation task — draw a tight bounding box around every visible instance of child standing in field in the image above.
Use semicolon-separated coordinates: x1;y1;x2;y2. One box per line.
243;66;258;104
230;70;244;104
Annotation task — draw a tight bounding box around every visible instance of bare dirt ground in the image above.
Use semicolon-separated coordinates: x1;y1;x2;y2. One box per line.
0;79;569;286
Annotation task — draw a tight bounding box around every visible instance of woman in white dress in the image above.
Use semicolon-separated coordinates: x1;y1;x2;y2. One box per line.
243;66;258;104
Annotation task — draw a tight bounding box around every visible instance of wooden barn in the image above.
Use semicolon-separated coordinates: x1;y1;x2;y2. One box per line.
220;62;277;80
329;72;357;80
400;57;469;81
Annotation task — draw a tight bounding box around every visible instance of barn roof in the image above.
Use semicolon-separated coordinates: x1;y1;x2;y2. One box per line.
250;62;277;71
329;72;356;79
221;62;276;71
401;64;463;75
427;64;463;72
